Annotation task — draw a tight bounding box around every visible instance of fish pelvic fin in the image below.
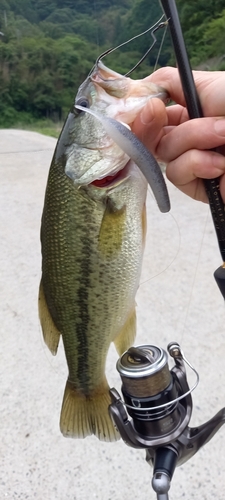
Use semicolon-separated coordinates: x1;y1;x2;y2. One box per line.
114;307;136;356
60;379;120;442
38;280;61;355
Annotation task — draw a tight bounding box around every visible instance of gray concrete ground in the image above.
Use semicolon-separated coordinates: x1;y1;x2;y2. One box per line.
0;129;224;499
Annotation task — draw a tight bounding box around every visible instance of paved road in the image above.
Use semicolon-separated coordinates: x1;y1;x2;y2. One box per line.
0;129;224;499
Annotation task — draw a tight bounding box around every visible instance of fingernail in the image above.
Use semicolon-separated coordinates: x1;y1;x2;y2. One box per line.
214;119;225;136
140;100;154;125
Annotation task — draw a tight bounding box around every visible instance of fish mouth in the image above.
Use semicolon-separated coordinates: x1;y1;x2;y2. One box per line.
90;163;129;189
89;121;132;189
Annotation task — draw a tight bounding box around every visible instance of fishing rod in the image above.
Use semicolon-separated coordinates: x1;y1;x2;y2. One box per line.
160;0;225;300
109;2;225;499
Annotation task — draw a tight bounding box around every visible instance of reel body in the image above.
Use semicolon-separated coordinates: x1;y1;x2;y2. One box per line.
109;343;225;499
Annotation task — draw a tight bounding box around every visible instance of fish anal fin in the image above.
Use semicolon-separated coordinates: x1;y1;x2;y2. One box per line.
60;379;120;442
38;280;61;355
114;307;136;356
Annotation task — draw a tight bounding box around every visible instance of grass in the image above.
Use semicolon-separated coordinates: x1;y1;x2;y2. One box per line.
15;119;63;138
0;118;63;138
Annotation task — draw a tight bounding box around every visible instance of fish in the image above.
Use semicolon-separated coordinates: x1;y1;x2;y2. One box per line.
38;59;169;441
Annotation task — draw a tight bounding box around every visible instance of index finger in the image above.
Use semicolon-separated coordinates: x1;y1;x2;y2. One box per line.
148;67;225;117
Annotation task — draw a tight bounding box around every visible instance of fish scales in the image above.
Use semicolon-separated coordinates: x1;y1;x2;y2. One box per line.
39;61;168;441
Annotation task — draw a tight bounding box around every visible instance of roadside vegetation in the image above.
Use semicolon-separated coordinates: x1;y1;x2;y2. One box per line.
0;0;224;135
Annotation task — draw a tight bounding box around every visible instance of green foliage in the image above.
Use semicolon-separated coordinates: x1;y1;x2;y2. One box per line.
201;9;225;62
0;0;224;129
0;28;97;125
176;0;225;64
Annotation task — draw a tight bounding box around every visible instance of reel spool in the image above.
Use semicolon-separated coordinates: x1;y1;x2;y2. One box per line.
109;342;225;500
116;345;186;439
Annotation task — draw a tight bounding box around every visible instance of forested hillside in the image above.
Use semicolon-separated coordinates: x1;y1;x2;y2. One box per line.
0;0;224;127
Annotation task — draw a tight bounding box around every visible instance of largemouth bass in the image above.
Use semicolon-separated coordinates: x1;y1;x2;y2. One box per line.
39;60;169;441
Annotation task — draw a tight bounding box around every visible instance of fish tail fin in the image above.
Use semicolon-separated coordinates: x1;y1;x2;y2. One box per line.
60;379;120;442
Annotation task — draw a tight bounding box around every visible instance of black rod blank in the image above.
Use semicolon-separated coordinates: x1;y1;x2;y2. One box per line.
161;0;225;297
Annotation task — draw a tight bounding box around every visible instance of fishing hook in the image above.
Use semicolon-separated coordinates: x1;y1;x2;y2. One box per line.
125;21;168;77
94;15;168;76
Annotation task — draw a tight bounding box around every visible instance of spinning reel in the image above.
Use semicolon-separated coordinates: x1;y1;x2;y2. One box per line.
109;342;225;500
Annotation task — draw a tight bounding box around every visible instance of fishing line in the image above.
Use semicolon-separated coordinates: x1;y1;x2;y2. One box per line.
95;15;166;71
140;203;181;286
179;206;211;343
84;15;168;82
124;20;168;77
140;182;211;349
153;19;168;72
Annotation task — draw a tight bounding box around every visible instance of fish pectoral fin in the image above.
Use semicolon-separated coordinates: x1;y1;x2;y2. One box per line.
38;280;61;355
98;203;126;257
114;307;136;356
60;379;120;442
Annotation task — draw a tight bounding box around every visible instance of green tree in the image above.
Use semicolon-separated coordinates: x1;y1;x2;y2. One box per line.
0;0;224;127
202;9;225;61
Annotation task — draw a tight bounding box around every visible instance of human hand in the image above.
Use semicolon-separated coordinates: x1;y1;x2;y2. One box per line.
132;67;225;203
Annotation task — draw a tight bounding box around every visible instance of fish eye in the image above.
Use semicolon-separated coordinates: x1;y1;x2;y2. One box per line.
75;97;89;113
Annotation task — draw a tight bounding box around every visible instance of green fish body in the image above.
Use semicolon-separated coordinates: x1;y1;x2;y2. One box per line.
39;62;167;441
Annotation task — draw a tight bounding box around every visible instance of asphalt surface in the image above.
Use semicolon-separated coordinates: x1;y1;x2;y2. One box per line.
0;129;224;499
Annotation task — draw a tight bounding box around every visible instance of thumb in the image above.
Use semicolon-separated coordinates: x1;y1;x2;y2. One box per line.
132;97;168;157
